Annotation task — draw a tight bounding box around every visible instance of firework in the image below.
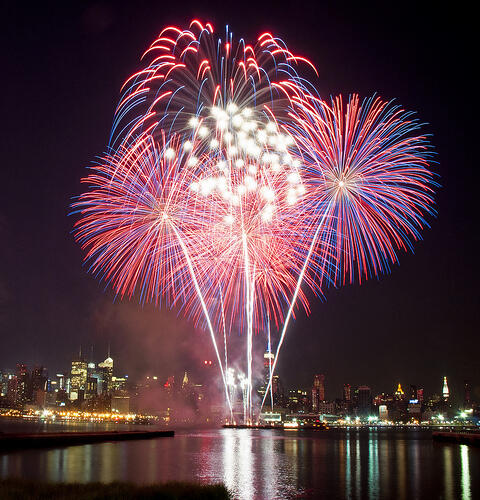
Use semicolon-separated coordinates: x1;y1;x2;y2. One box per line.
110;20;315;150
289;93;437;285
260;94;436;412
74;20;324;424
73;20;436;425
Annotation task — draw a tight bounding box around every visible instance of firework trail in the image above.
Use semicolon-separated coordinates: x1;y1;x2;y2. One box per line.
260;94;436;413
74;20;324;423
73;19;436;424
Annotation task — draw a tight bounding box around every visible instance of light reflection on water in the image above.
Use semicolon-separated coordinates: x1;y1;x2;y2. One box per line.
0;427;478;499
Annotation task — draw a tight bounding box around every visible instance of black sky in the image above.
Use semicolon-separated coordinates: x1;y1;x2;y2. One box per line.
1;1;478;401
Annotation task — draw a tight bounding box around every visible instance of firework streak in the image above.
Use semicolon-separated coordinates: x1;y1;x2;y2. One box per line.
72;20;436;424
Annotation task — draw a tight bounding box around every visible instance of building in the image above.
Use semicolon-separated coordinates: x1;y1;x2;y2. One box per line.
343;384;351;402
70;354;88;402
442;376;449;401
111;376;127;391
318;401;335;414
31;366;47;407
417;388;424;403
85;376;98;399
357;386;372;417
394;383;405;400
16;364;31;405
312;374;325;412
111;392;130;414
464;380;471;407
409;385;417;400
98;356;114;394
379;404;388;421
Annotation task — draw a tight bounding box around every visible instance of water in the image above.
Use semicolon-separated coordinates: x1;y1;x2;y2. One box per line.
1;422;479;499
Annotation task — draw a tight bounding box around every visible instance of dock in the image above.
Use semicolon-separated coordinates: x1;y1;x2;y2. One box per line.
432;431;480;446
0;430;174;451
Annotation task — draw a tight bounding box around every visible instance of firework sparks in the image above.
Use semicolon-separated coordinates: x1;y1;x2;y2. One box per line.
73;21;436;425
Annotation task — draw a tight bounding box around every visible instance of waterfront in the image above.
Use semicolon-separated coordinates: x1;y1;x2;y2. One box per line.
0;424;479;499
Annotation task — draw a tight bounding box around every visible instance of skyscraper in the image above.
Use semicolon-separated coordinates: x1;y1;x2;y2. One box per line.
417;388;424;403
98;355;114;394
409;385;417;401
394;383;405;400
312;374;325;412
343;384;351;402
70;353;88;402
442;376;449;401
16;364;31;405
464;380;471;407
31;366;47;407
357;386;372;416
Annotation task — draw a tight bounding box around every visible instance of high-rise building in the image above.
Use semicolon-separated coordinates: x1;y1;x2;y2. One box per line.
98;356;114;394
312;374;325;412
70;354;88;401
409;385;417;401
379;404;388;421
343;384;351;402
31;366;47;407
263;351;274;383
417;388;424;403
111;376;127;391
85;376;98;399
182;371;189;390
357;386;372;416
0;370;15;398
394;383;405;400
442;376;449;401
464;380;471;407
16;364;31;405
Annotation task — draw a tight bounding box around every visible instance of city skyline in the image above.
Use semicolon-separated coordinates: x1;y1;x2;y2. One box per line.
1;3;478;406
0;346;474;406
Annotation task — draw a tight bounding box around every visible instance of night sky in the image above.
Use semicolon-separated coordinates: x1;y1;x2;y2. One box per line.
1;1;477;401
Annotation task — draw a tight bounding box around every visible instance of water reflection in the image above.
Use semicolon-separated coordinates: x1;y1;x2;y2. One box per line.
461;444;471;500
444;445;454;500
0;429;479;499
345;433;351;498
368;432;379;499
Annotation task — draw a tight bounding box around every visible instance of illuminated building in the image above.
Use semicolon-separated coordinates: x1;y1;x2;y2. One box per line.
16;364;31;405
70;353;88;401
263;350;274;384
417;388;424;402
112;392;130;413
312;374;325;411
98;356;114;394
0;370;15;398
394;383;405;400
442;376;449;401
182;371;189;390
318;401;335;414
85;376;98;399
56;373;66;390
407;398;421;416
379;404;388;421
464;380;471;407
257;349;275;402
343;384;351;402
111;376;127;391
287;389;309;412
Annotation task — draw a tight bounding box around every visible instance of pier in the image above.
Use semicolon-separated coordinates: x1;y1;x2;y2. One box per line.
0;430;174;450
432;431;480;446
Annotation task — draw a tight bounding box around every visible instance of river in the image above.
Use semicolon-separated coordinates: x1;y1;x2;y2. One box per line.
0;421;478;499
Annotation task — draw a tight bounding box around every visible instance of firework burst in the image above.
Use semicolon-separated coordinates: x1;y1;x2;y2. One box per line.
73;20;436;424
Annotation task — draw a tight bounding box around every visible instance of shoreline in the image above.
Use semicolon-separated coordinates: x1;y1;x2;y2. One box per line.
0;430;174;451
